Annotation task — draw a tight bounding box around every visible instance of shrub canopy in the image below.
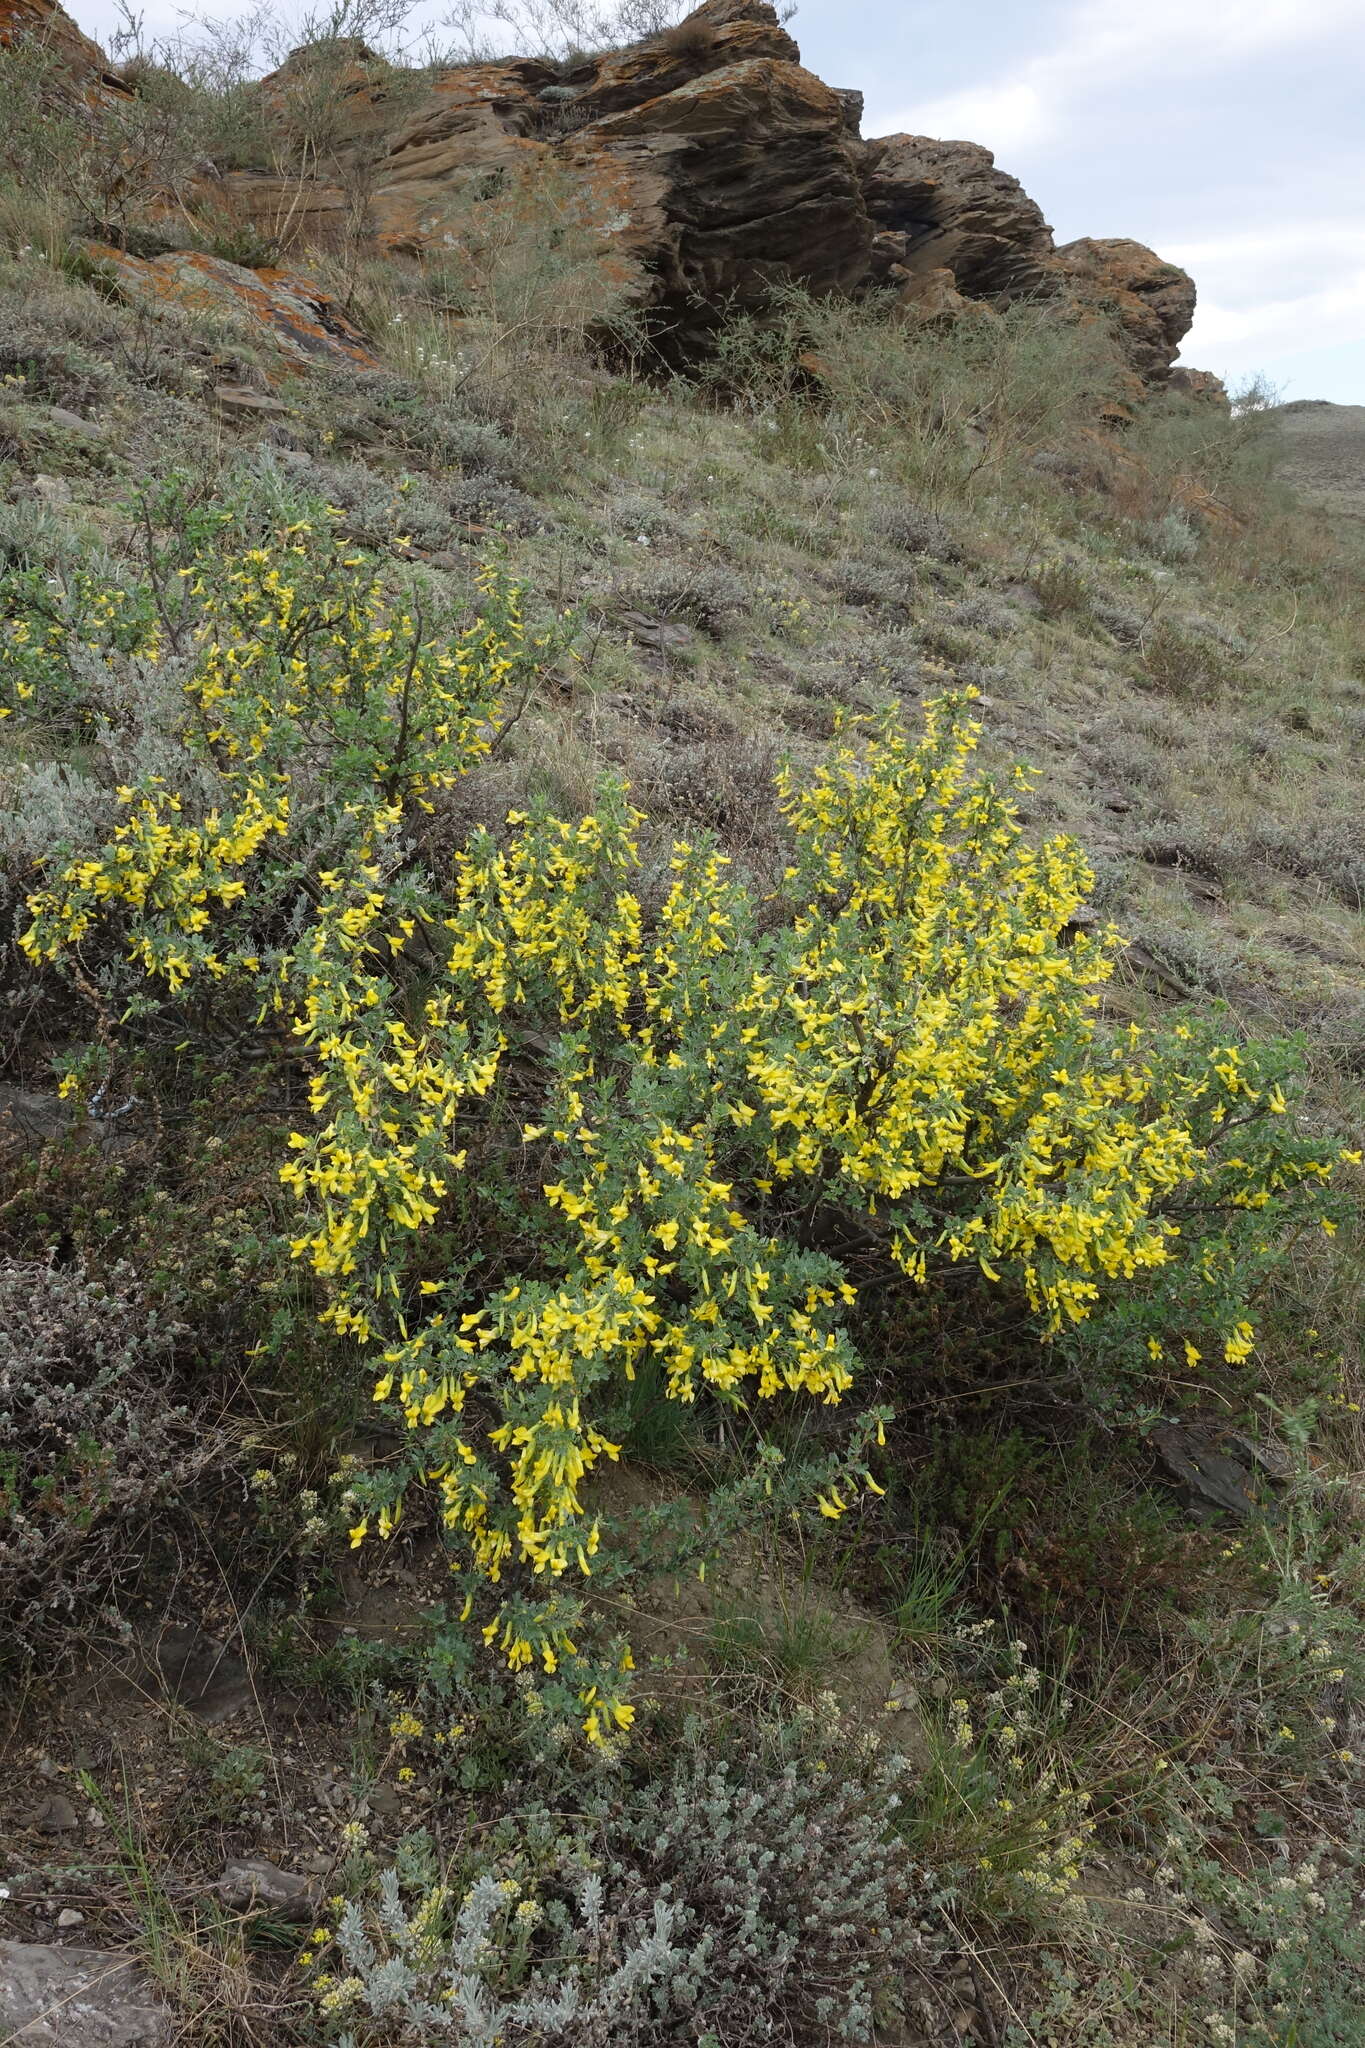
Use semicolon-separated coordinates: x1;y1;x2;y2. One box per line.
16;511;1341;1738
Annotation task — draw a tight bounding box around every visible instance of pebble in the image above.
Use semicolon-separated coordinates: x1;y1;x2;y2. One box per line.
55;1910;84;1931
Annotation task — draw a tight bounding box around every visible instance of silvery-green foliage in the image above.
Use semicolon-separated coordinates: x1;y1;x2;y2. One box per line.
332;1862;680;2046
445;474;547;534
298;458;459;552
1147;510;1200;564
0;761;120;888
618;559;748;636
425;410;523;481
323;1736;942;2045
863;495;961;563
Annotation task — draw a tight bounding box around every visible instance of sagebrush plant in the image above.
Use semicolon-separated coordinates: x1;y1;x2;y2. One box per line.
306;1717;944;2045
14;499;1347;1741
0;1256;210;1658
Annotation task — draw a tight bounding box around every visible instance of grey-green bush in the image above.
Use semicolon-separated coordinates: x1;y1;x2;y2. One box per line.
0;1257;210;1659
323;1735;945;2044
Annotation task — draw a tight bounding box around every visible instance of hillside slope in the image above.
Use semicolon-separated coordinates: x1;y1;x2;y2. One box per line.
1;5;1364;2047
1276;399;1365;522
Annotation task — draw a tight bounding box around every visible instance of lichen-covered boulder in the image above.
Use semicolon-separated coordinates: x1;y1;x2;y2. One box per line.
85;246;378;369
1052;236;1197;385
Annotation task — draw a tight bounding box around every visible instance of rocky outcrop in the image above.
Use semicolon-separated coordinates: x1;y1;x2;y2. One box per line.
1169;365;1230;407
0;0;129;96
564;59;872;357
892;265;979;327
1052;237;1197;386
0;1938;171;2046
858;134;1055;301
13;0;1202;385
565;0;802;117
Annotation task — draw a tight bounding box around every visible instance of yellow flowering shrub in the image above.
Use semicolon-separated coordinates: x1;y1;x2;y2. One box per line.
1;565;165;728
16;511;1342;1742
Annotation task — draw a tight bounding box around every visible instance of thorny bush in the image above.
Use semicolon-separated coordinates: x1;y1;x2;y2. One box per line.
12;502;1347;1741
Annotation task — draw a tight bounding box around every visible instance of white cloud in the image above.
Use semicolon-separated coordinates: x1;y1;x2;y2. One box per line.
1177;224;1365;373
881;0;1363;154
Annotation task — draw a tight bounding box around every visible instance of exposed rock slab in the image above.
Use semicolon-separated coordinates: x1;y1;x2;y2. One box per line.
1169;365;1229;406
567;0;801;118
571;57;872;356
0;1940;171;2047
85;245;379;369
0;0;129;97
892;263;983;327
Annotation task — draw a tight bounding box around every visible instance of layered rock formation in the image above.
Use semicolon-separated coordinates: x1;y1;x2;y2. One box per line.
4;0;1208;384
859;134;1055;301
1053;237;1200;387
86;246;380;369
0;0;128;95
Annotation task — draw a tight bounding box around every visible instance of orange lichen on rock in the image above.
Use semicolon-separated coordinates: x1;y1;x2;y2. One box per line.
85;245;379;370
0;0;128;93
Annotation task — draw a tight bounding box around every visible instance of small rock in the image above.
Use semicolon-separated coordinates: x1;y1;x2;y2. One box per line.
361;1783;403;1819
1150;1421;1271;1520
56;1909;85;1930
212;384;291;418
45;406;101;438
35;1794;80;1833
217;1858;319;1921
618;611;694;653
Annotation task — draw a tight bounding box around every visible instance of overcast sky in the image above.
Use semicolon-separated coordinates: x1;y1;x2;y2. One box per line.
78;0;1365;403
